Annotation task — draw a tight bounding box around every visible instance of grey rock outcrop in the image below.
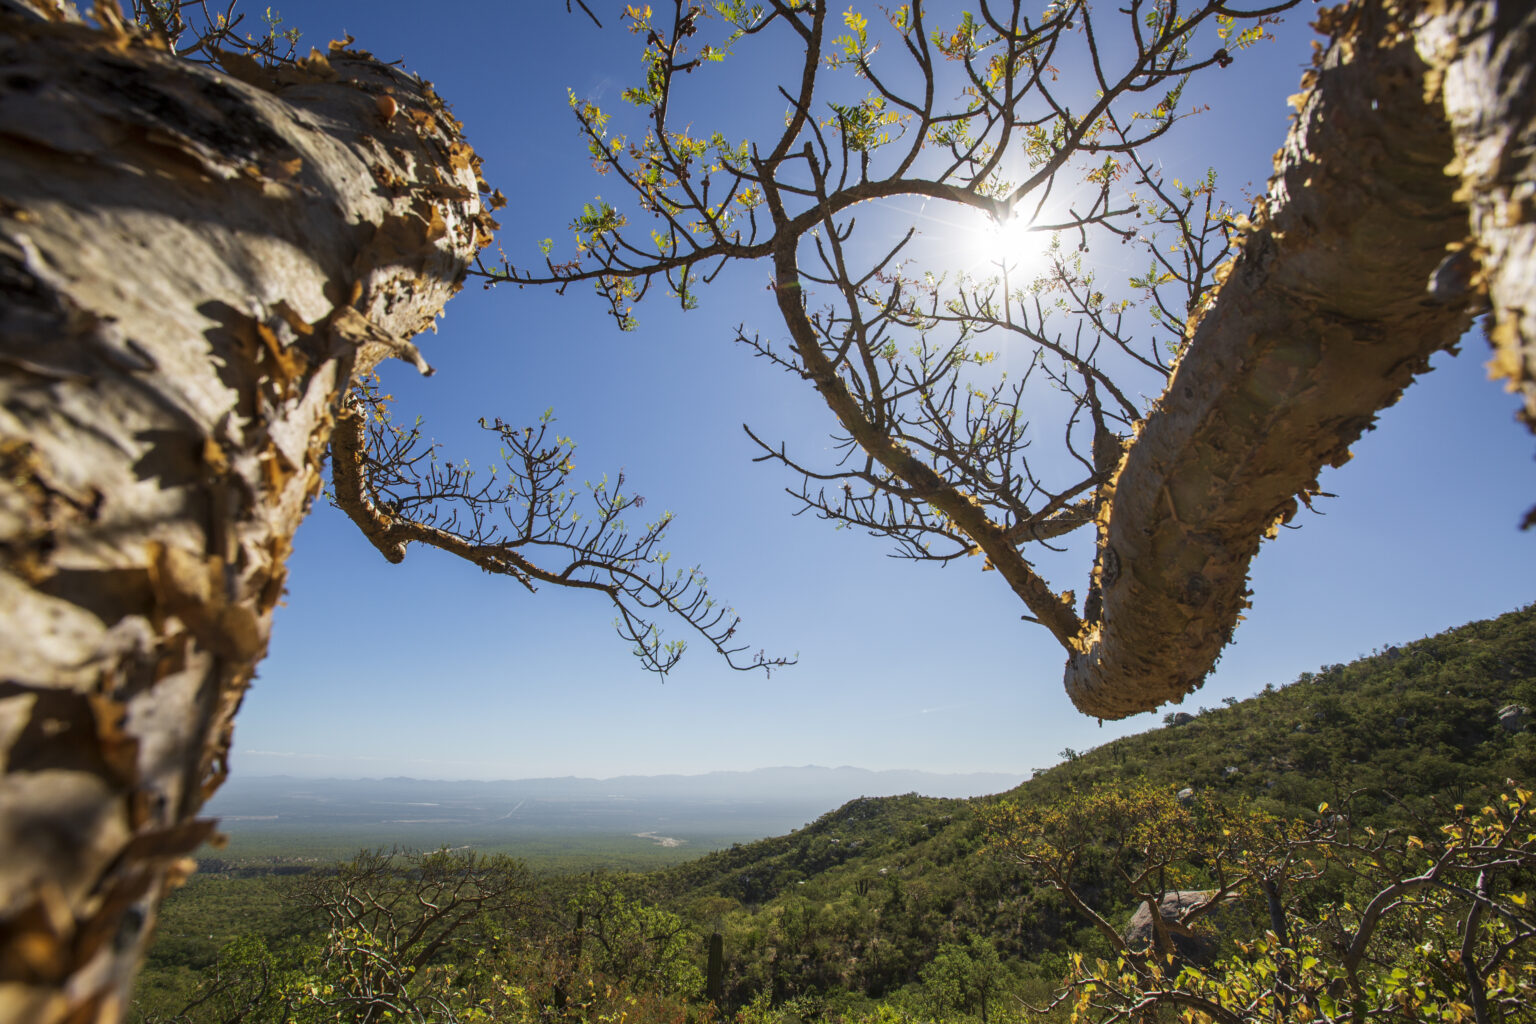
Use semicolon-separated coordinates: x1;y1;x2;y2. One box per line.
1123;890;1232;965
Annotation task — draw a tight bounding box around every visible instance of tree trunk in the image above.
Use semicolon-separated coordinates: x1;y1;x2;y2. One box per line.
0;7;488;1020
1065;0;1536;718
706;930;724;1006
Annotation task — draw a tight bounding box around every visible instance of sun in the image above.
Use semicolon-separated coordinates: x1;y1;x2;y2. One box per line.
882;196;1064;283
975;209;1059;276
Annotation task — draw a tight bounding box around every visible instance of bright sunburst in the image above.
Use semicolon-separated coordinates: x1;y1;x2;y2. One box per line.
975;209;1059;277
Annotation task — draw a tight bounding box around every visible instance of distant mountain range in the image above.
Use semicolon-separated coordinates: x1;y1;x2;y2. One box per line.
214;765;1021;803
203;766;1025;849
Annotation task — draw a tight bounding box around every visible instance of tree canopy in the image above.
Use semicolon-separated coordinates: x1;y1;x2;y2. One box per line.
485;0;1534;717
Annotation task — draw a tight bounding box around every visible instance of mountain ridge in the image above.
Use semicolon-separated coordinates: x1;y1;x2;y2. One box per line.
626;604;1536;1008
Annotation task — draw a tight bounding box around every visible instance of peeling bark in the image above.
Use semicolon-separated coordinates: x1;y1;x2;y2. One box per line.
1065;0;1535;718
1420;0;1536;508
0;8;488;1020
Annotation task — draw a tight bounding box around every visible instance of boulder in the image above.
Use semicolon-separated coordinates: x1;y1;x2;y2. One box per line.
1171;712;1196;726
1498;705;1530;733
1123;890;1231;965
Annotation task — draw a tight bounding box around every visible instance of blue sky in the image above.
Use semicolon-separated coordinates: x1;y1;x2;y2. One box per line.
232;1;1533;784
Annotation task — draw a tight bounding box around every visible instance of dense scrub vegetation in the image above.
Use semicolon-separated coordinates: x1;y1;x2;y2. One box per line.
134;606;1536;1022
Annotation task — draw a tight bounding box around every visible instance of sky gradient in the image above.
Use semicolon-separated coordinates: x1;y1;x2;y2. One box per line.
232;1;1533;783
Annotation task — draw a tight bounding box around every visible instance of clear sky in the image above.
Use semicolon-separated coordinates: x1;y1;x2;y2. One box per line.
231;1;1534;783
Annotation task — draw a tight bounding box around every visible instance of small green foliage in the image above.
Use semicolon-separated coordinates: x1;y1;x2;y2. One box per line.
827;95;902;152
572;197;625;251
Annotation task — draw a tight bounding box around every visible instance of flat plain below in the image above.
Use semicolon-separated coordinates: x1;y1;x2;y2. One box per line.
196;767;1023;869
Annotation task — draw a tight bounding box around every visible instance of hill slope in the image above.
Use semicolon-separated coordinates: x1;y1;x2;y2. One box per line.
655;604;1536;1006
136;605;1536;1020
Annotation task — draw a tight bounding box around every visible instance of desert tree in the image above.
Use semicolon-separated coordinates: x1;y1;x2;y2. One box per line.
920;936;1007;1023
986;784;1536;1023
984;784;1303;965
0;2;781;1020
136;934;302;1024
142;848;541;1024
287;848;534;1024
488;0;1536;718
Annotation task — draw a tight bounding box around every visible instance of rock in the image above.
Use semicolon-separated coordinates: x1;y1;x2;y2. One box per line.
1498;705;1530;733
1171;712;1195;726
1177;787;1196;805
1123;890;1232;965
1222;766;1239;778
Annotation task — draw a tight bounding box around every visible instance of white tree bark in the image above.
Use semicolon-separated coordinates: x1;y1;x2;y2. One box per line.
0;8;488;1020
1065;0;1535;718
1423;0;1536;444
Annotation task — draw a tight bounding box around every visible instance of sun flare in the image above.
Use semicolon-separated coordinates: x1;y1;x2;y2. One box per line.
976;211;1058;275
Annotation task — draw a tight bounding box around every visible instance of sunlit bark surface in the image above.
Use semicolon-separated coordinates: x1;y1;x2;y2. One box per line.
1066;0;1535;717
0;7;488;1019
1422;0;1536;490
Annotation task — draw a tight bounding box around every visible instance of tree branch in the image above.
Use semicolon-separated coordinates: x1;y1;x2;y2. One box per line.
1064;0;1487;716
330;386;791;676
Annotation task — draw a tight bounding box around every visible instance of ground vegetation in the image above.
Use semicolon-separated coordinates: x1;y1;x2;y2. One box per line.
134;606;1536;1022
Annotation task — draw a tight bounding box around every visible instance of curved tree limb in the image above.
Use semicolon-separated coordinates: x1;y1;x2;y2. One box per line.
504;0;1535;717
1065;0;1534;716
1423;0;1536;519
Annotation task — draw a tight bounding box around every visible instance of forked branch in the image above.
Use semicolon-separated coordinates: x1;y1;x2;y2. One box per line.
330;382;791;676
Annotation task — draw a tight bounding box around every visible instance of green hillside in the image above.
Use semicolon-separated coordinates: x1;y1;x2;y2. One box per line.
134;604;1536;1023
652;603;1536;1011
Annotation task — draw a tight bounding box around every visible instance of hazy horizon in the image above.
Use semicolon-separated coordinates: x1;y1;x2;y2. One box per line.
227;763;1024;780
199;766;1034;856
